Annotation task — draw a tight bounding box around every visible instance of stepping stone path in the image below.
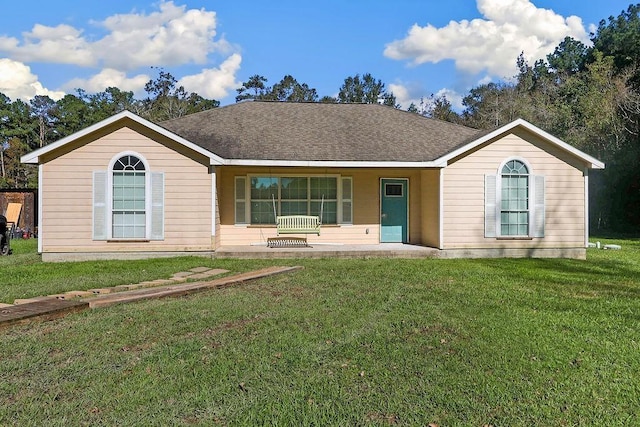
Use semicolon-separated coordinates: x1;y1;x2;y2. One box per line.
6;267;230;305
0;266;303;328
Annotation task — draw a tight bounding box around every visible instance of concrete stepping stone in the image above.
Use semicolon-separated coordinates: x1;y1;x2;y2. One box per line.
188;268;229;280
172;271;195;279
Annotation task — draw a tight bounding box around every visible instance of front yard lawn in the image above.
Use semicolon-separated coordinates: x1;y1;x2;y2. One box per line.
1;238;639;425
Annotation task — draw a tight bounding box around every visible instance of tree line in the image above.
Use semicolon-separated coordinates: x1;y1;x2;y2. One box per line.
2;4;640;231
0;70;397;189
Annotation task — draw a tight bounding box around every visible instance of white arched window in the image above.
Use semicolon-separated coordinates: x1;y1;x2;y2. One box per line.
112;154;146;238
93;152;164;240
500;159;530;236
485;158;545;238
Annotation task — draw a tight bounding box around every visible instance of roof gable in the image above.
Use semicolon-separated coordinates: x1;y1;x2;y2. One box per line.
21;110;224;165
437;118;605;169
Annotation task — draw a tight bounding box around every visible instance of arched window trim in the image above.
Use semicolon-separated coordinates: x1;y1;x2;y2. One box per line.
497;157;533;176
108;152;150;239
93;153;164;241
485;157;545;239
108;151;150;172
497;158;531;237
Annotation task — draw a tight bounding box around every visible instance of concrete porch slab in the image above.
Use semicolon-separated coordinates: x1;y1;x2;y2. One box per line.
213;243;440;259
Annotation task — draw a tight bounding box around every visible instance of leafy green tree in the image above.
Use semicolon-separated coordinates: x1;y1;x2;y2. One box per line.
269;75;318;102
236;75;269;102
337;73;397;107
319;95;337;103
0;95;38;188
87;87;139;117
30;95;57;147
0;137;34;188
547;37;589;77
430;95;459;122
461;82;521;128
407;95;459;123
1;97;36;150
142;69;219;121
591;4;640;83
51;93;96;139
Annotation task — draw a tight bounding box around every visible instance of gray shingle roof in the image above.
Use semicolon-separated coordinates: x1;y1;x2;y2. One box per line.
160;101;483;162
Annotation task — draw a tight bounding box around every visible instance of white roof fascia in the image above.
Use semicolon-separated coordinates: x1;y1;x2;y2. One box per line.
222;159;445;168
436;118;605;169
21;110;225;166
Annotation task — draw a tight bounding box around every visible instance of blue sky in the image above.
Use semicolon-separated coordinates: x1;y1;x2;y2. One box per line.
0;0;634;110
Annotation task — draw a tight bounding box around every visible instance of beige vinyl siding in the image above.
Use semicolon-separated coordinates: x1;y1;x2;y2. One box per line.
442;128;587;249
420;169;440;248
41;124;213;253
217;167;425;246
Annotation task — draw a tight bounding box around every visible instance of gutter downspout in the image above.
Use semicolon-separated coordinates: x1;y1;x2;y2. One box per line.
38;164;43;254
439;168;444;250
584;167;589;248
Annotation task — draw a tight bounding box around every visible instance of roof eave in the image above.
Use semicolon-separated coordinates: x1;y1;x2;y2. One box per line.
223;159;445;168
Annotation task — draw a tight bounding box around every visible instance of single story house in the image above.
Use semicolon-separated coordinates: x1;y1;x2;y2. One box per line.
21;101;604;261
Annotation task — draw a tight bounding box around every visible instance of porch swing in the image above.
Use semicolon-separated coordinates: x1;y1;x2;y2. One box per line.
266;192;323;248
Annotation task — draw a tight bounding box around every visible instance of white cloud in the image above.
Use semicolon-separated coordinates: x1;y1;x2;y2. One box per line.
434;88;464;112
389;81;467;113
93;1;223;70
0;24;93;66
178;53;242;99
62;69;150;94
384;0;590;78
388;83;420;110
0;1;227;71
0;58;65;101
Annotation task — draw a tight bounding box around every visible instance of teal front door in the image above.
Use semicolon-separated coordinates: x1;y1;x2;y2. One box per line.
380;178;408;243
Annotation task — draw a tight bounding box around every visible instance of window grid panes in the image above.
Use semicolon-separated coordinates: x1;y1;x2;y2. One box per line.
250;177;278;224
248;176;338;224
341;177;353;224
235;177;247;224
500;160;529;236
112;155;146;238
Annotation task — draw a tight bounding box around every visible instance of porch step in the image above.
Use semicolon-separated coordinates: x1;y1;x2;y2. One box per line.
267;237;309;248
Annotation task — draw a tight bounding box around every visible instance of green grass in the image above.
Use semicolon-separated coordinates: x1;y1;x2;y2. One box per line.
1;237;639;425
0;239;280;303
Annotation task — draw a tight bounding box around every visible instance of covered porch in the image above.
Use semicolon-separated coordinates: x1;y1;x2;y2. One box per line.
215;166;443;249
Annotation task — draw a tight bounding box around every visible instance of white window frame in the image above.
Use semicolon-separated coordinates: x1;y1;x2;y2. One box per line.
109;153;148;239
486;157;544;239
498;157;531;237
